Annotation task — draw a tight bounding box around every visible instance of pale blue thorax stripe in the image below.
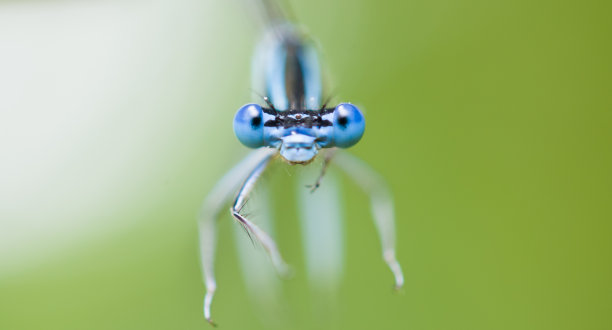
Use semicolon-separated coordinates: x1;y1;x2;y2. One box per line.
299;44;322;110
265;41;289;110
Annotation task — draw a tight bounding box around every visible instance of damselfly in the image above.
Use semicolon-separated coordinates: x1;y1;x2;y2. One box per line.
198;1;403;325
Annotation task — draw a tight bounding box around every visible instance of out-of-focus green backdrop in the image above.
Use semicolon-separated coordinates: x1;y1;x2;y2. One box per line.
1;0;610;329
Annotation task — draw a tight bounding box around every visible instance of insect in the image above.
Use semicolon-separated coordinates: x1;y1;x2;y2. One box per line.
198;1;403;325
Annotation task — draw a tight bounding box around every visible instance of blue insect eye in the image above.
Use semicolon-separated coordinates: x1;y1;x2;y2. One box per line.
234;104;264;148
332;103;365;148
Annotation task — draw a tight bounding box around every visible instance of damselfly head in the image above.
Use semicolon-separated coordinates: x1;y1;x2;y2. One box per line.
233;103;365;163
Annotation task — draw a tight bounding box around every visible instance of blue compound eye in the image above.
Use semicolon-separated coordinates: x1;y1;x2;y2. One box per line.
332;103;365;148
233;104;264;148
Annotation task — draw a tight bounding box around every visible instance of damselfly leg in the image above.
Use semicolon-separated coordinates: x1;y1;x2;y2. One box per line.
334;151;405;289
198;148;279;325
231;155;291;278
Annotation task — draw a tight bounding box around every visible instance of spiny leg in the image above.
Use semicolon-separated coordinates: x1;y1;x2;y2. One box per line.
306;148;337;193
333;151;404;290
198;148;277;325
233;183;288;328
231;154;291;277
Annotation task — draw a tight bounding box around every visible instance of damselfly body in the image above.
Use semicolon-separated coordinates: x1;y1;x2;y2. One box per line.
198;1;403;325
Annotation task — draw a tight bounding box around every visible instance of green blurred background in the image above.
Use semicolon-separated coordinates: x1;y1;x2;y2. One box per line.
1;0;610;329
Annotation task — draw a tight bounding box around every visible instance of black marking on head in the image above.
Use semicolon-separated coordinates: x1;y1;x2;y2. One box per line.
262;108;334;129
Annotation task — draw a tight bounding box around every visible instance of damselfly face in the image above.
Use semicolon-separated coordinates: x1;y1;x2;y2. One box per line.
233;103;365;164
